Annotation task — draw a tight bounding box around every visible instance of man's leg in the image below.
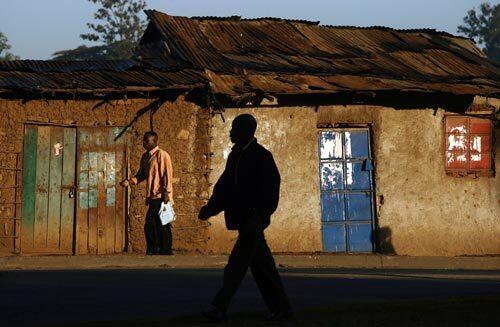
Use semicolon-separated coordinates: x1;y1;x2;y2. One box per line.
144;205;155;254
250;233;292;313
211;227;260;312
145;200;162;254
159;223;173;254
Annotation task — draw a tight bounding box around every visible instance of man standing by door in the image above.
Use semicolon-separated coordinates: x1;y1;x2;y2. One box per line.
120;131;174;255
198;114;293;322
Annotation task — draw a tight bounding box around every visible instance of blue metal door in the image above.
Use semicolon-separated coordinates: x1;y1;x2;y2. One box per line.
319;128;375;253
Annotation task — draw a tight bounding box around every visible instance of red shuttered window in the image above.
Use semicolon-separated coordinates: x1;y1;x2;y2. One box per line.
444;116;494;176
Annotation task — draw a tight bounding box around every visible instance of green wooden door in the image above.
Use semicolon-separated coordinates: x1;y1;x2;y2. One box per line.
22;125;76;254
76;127;126;254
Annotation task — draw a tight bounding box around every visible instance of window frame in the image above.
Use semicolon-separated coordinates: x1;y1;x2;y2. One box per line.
443;114;495;178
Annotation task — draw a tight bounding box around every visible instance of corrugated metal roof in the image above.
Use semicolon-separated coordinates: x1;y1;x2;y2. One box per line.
0;59;207;93
139;10;500;96
1;10;499;98
0;60;138;72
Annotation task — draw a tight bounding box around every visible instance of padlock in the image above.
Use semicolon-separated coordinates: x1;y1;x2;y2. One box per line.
69;187;76;198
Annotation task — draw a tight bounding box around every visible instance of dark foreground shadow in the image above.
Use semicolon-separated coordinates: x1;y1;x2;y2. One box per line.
3;268;500;327
57;295;500;327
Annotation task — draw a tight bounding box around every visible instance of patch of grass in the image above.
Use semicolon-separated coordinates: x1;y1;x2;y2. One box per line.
59;295;500;327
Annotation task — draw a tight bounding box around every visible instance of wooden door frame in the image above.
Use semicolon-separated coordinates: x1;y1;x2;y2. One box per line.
74;126;129;255
20;123;77;255
20;123;129;255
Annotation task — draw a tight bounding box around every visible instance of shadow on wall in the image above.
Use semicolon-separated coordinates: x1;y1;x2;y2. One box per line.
376;227;396;255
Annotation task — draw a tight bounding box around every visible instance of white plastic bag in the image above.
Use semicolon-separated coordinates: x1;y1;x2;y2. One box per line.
159;202;176;225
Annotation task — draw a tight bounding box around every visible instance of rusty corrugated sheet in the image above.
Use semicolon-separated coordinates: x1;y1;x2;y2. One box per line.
0;60;137;72
140;10;500;96
207;71;499;97
1;11;499;98
0;59;207;92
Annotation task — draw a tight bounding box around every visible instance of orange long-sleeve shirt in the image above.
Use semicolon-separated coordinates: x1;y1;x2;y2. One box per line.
130;146;174;204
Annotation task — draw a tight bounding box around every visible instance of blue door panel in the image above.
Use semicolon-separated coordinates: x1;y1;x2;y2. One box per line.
319;129;375;253
319;131;343;159
346;162;372;190
322;224;346;252
321;193;345;222
320;162;344;190
347;193;372;221
345;130;369;158
348;224;373;252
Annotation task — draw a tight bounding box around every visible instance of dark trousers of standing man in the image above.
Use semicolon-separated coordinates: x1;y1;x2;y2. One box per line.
212;215;291;313
145;199;172;254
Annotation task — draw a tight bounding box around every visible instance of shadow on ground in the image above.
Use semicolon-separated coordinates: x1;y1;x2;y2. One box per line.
61;295;500;327
3;268;500;327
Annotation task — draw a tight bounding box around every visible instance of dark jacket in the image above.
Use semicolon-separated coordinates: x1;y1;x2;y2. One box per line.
206;139;280;230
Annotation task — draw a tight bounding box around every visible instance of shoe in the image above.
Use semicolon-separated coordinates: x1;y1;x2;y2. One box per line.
266;309;294;321
159;250;174;255
202;307;228;323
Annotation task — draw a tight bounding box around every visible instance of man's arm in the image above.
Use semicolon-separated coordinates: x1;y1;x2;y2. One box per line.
199;169;230;220
159;151;174;203
120;154;146;187
256;150;281;218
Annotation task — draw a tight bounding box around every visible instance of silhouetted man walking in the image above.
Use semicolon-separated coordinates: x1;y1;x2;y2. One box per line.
198;114;292;322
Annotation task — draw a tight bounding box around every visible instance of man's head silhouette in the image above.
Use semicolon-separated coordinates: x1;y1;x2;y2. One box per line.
230;114;257;145
142;131;158;151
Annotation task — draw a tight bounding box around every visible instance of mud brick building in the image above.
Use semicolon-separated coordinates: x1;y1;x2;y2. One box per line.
0;10;498;256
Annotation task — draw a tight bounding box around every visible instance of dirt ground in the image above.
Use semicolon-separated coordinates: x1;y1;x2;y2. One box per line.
57;295;500;327
2;253;500;270
3;267;500;327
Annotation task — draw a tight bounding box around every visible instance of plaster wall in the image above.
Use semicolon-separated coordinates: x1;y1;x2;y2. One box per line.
0;97;210;255
207;105;500;256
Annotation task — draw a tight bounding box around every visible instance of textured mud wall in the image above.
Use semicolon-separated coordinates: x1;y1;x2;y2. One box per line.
2;98;497;256
207;107;322;254
208;105;500;256
0;97;210;255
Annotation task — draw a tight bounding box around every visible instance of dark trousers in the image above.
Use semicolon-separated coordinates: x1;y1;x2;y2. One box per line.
145;199;172;254
212;217;291;313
